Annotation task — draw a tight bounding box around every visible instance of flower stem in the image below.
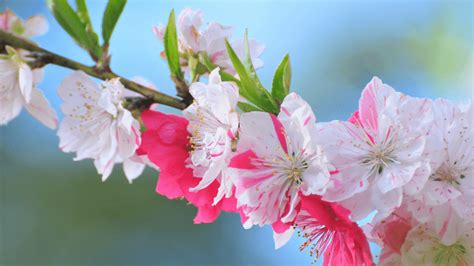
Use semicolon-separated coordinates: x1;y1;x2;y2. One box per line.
0;29;188;110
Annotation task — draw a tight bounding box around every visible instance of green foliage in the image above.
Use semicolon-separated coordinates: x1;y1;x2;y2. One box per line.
47;0;127;63
237;102;262;112
198;52;240;85
188;55;199;82
271;53;292;103
102;0;127;45
163;9;183;80
47;0;101;59
75;0;92;30
225;33;278;114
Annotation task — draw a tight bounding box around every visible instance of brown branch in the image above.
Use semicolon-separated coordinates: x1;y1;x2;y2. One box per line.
0;29;188;110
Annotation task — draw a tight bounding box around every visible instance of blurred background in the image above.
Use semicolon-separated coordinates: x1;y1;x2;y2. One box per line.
0;0;472;265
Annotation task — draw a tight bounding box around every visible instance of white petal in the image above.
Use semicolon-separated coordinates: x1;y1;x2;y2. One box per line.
123;157;146;183
116;117;139;158
238;112;282;158
0;92;22;125
372;187;403;221
273;227;295;249
57;71;101;109
178;8;204;52
203;22;233;55
152;24;165;42
24;15;48;37
339;189;375;221
95;157;115;182
24;86;58;129
32;68;44;85
18;62;33;103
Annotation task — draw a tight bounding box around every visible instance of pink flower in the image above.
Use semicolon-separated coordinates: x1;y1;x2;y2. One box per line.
364;204;415;265
138;110;238;223
229;93;332;228
318;77;432;221
296;195;374;265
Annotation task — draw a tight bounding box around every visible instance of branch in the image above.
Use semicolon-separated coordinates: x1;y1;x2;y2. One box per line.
0;29;188;110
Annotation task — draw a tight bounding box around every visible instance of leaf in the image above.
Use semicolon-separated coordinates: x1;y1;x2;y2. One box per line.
47;0;100;58
102;0;127;45
163;9;183;79
242;30;278;111
75;0;92;27
271;53;292;102
225;37;278;113
75;0;100;55
238;102;262;112
188;55;199;82
198;52;240;85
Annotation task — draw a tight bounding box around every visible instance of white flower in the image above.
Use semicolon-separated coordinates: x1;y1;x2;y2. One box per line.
57;71;145;182
0;9;48;38
414;99;473;212
318;77;432;221
400;220;474;266
0;47;57;128
406;99;473;242
153;8;265;74
183;68;239;204
230;93;332;227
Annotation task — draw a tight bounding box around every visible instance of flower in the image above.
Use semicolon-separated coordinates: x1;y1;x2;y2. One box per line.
229;93;332;228
295;195;374;265
0;9;48;38
138;110;238;223
0;47;57;128
0;10;56;128
318;77;432;221
183;68;239;204
400;219;473;265
153;8;264;74
407;99;473;228
57;71;144;182
363;204;416;266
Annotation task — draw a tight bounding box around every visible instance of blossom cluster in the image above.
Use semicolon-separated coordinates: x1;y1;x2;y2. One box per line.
1;8;472;266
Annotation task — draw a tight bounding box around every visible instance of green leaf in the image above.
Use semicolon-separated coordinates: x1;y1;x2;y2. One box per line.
163;9;183;79
102;0;127;45
225;36;278;113
47;0;100;58
75;0;92;27
75;0;100;55
237;102;263;112
188;55;199;82
242;30;263;86
198;52;240;84
271;53;292;102
242;31;278;111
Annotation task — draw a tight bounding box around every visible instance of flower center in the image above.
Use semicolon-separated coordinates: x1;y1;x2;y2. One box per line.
361;145;398;176
284;152;309;185
430;163;463;186
434;242;466;266
252;150;311;187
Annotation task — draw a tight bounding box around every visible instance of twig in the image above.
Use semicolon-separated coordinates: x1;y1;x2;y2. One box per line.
0;29;188;110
